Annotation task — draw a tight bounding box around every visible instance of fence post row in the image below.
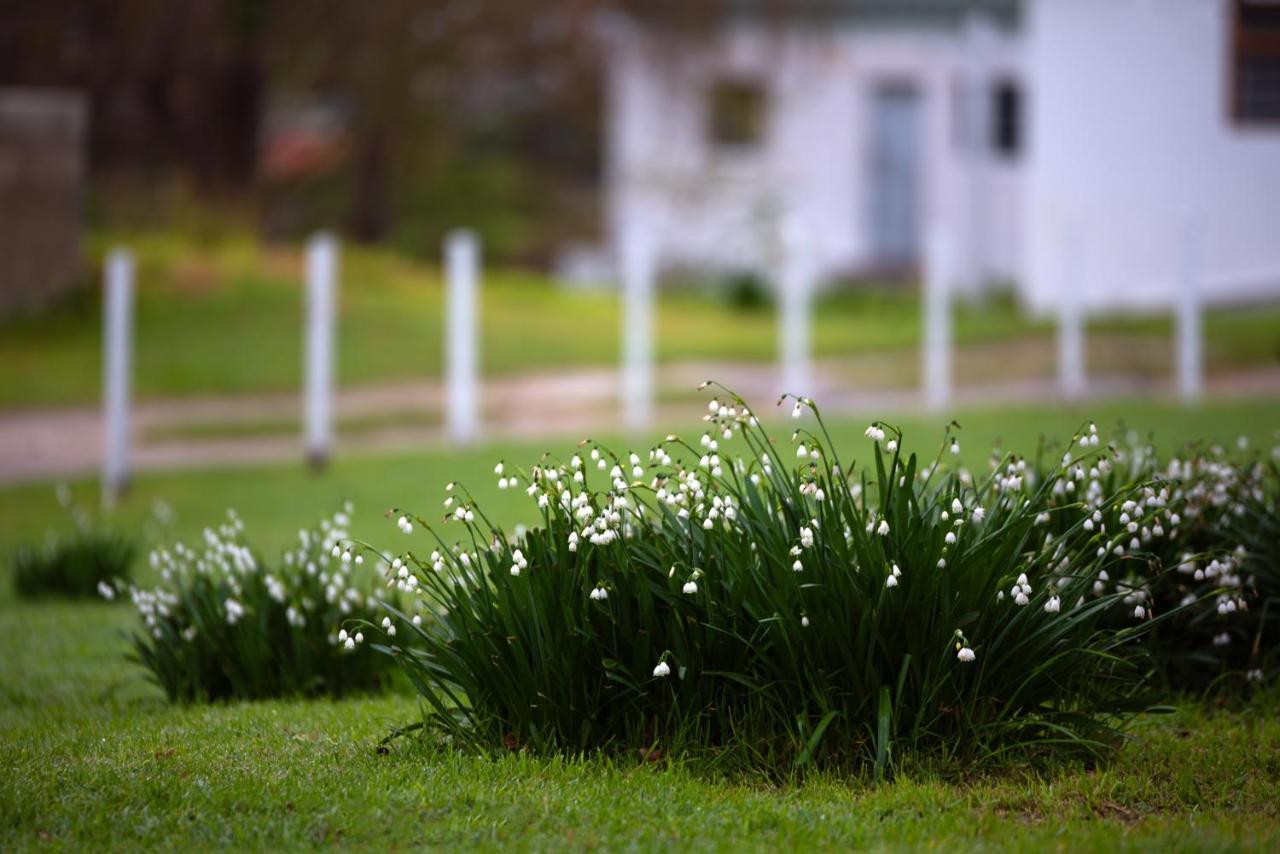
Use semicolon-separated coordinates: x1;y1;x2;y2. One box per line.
1057;222;1086;400
1176;216;1204;405
102;248;134;505
446;229;481;444
304;232;338;468
923;224;953;412
621;223;655;431
778;216;813;401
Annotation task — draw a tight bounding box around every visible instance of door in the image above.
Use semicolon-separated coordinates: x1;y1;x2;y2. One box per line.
868;83;922;267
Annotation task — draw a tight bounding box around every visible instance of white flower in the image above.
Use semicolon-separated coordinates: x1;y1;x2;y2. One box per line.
589;586;608;601
886;439;898;453
791;402;803;419
338;629;348;643
494;461;504;475
950;440;960;456
885;574;898;588
864;424;885;442
801;616;810;628
877;519;890;536
682;580;698;595
652;660;671;678
792;559;803;572
1044;596;1061;613
1134;605;1146;619
971;507;985;523
957;647;976;662
796;444;808;459
97;580;115;601
944;531;957;545
344;637;355;650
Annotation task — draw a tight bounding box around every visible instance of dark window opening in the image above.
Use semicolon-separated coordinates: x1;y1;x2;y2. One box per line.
991;79;1021;156
708;79;767;148
1233;0;1280;122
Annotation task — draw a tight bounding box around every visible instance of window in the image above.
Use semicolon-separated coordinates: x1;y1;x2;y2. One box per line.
1232;0;1280;122
708;79;767;148
990;79;1021;156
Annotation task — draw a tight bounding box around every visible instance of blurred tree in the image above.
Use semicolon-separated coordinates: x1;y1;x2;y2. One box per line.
1;0;783;257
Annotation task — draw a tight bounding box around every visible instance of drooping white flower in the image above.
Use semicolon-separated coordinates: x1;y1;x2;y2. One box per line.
1044;596;1061;614
885;574;898;588
682;580;698;595
652;660;671;678
877;519;890;536
957;647;976;662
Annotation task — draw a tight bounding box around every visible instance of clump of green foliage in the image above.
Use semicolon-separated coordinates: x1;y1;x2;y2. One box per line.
370;387;1186;774
119;505;395;702
12;491;135;599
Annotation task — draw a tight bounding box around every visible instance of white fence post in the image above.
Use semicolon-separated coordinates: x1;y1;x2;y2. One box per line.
304;232;338;467
923;224;953;412
620;223;655;430
778;216;813;399
102;248;134;504
445;229;480;443
1176;216;1204;405
1057;223;1086;399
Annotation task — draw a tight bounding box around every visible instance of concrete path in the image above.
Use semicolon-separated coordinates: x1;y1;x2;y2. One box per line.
3;357;1279;486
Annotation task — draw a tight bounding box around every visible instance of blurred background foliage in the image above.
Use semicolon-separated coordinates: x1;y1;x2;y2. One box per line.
0;0;629;261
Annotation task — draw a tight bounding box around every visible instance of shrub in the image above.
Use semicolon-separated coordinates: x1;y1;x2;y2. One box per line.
372;388;1171;773
12;493;135;599
115;505;395;701
1041;435;1280;690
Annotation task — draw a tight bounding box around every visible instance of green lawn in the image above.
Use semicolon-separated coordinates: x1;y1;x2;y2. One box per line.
3;399;1280;848
2;600;1278;848
2;232;1278;409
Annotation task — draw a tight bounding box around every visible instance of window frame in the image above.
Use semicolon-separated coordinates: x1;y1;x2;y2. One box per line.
706;77;769;151
1229;0;1280;126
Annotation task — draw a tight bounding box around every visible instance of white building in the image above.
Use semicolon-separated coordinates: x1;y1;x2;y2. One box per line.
603;0;1280;311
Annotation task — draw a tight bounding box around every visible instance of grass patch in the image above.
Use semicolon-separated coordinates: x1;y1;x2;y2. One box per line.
2;398;1278;847
0;600;1277;848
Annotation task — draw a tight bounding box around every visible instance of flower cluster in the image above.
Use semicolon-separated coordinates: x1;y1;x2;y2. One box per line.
114;505;395;701
368;386;1263;771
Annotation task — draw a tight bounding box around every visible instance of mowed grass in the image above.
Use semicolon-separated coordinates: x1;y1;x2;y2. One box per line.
2;601;1278;850
2;398;1280;848
2;232;1278;409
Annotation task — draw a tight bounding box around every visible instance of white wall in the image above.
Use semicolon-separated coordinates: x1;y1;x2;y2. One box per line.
604;19;1024;289
1024;0;1280;313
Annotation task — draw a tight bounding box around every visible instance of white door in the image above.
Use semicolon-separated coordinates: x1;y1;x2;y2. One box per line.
868;83;922;267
